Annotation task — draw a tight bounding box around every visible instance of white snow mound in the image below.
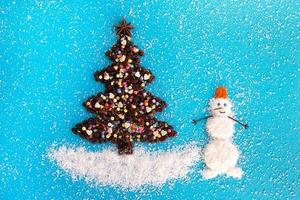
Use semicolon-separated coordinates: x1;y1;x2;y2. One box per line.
48;143;201;189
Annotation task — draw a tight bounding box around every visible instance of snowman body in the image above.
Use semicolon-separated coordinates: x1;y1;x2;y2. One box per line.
206;116;234;140
204;139;239;172
202;97;243;179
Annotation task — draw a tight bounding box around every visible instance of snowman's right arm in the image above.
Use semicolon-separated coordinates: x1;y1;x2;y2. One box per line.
192;116;212;125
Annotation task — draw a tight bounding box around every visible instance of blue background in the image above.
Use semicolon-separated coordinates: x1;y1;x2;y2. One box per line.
1;0;299;199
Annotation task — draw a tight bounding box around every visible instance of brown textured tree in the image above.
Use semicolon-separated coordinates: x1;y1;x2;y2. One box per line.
72;18;177;155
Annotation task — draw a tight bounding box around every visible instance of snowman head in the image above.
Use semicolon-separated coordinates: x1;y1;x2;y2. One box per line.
209;87;233;117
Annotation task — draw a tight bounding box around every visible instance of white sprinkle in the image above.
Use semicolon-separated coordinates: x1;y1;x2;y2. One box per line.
135;71;141;77
109;93;115;99
124;122;131;128
86;130;93;135
121;39;127;46
144;74;150;80
104;72;110;80
161;130;167;136
146;107;152;113
133;47;139;53
94;102;101;108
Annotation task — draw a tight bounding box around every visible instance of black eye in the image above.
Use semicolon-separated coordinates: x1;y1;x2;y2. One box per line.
224;103;227;107
217;103;221;106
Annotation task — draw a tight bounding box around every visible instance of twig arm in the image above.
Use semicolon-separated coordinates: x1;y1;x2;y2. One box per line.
228;116;248;129
192;116;212;125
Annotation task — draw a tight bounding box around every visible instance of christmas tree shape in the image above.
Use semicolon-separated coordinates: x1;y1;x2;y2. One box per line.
72;18;177;154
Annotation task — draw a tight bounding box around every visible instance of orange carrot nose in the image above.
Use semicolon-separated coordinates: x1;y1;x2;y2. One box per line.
215;86;228;99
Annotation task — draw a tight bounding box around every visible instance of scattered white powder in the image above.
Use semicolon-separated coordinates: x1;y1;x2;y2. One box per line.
48;143;201;189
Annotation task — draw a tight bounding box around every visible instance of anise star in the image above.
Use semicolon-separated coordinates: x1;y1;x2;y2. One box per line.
115;17;134;36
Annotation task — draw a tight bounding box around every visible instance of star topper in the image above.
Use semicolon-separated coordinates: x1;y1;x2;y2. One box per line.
115;17;134;36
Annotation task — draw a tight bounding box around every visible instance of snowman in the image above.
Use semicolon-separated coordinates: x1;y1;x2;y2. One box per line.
193;87;248;179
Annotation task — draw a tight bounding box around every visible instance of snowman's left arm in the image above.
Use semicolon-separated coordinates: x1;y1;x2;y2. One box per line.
228;116;248;129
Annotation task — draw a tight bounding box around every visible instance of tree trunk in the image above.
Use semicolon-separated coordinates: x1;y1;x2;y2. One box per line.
117;140;133;155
